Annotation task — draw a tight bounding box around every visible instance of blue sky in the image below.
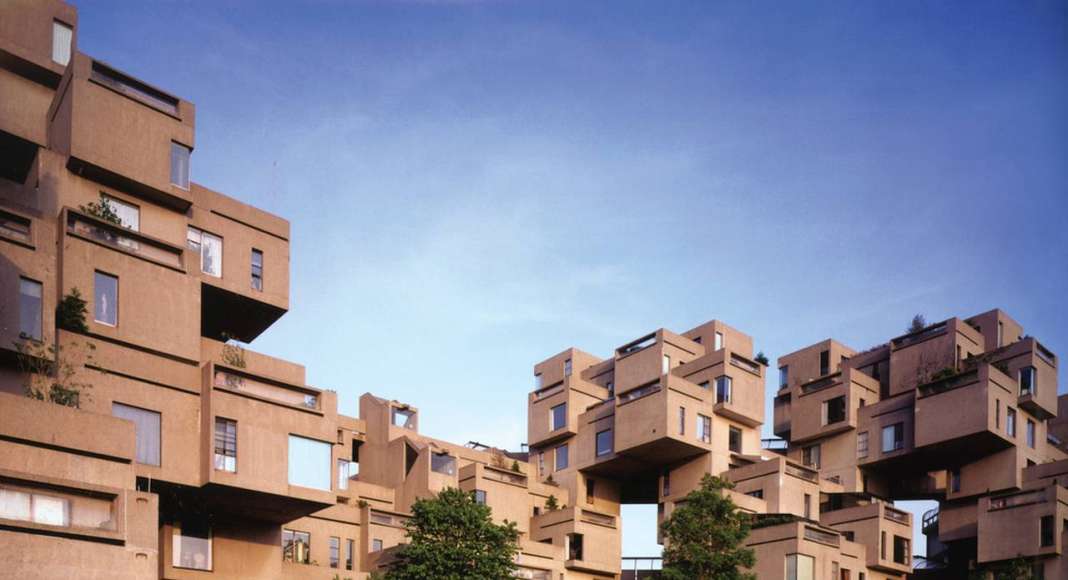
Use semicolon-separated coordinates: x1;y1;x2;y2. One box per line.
80;0;1066;559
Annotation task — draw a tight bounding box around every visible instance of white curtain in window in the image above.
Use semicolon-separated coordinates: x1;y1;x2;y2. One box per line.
32;494;69;526
113;403;161;466
52;21;72;65
0;488;31;521
201;232;222;277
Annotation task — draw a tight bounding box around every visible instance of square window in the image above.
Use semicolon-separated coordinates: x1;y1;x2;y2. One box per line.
282;529;311;563
18;278;42;340
288;435;331;490
171;142;191;189
112;403;160;466
474;489;487;504
372;539;383;552
824;396;846;424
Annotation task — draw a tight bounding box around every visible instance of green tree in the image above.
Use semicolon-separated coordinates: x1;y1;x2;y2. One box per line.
908;314;928;333
660;474;756;580
56;288;89;332
967;557;1035;580
386;487;519;580
80;196;122;225
754;351;769;366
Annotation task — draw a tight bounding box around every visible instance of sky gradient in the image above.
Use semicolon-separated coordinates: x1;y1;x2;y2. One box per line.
80;0;1067;559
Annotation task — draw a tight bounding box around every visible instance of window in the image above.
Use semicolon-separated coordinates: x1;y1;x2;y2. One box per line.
555;444;568;471
187;227;222;277
803;444;821;469
52;20;72;65
950;468;961;493
0;210;31;244
746;489;764;499
804;493;812;519
550;403;567;431
698;414;711;444
996;399;1001;430
430;452;456;475
213;417;236;472
91;61;179;115
473;488;487;504
564;358;572;376
893;535;909;564
392;407;415;429
662;470;671;496
329;536;340;568
1040;515;1054;547
785;553;814;580
174;521;212;570
857;431;869;458
567;533;584;561
714;332;724;350
779;365;789;388
534;373;542;390
93;271;119;326
819;350;830;376
997;321;1004;347
1007;407;1017;437
662;354;671;374
372;539;383;552
880;531;886;560
346;538;354;570
606;380;614;397
101;194;139;230
112;403;161;466
0;487;66;526
823;396;846;425
282;529;311;563
595;429;612;457
288;435;331;490
537;452;545;477
678;406;686;435
337;459;355;489
251;249;263;291
586;479;595;503
715;375;732;404
729;426;743;453
18;278;42;340
698;380;710;390
1020;366;1036;396
881;423;904;453
1027;419;1036;449
171;142;191;189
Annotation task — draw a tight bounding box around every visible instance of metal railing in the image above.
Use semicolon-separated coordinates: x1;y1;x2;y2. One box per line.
884;506;910;525
921;508;939;532
621;557;662;580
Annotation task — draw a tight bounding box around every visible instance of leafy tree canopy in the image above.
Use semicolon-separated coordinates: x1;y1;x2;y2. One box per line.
660;474;756;580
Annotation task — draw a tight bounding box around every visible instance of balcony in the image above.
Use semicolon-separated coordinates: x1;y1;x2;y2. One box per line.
65;208;185;271
978;483;1066;563
790;368;879;443
613;329;701;394
821;498;913;574
530;506;621;576
528;375;608;448
888;318;984;397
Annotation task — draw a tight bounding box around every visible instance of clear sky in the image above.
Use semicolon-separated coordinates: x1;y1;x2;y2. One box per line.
80;0;1066;560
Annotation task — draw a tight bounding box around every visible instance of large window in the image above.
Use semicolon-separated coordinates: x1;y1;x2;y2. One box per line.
282;529;310;563
856;431;869;458
1019;366;1036;396
803;444;821;469
18;278;42;340
94;271;118;326
698;414;711;444
430;452;456;476
881;423;904;453
555;443;569;471
550;403;567;431
716;375;732;404
52;21;73;65
112;403;161;466
0;483;112;530
1007;407;1017;437
213;417;236;472
251;249;264;291
187;227;222;278
288;435;331;490
101;194;139;230
173;521;212;571
729;426;743;453
171;142;191;189
824;396;846;425
329;536;340;568
595;429;612;457
786;553;815;580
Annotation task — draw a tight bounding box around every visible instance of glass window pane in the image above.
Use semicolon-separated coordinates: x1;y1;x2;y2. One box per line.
174;522;212;570
0;488;31;521
102;195;139;231
112;403;161;465
551;403;566;431
18;278;42;340
596;429;612;456
199;232;222;277
555;444;568;471
32;494;68;526
52;21;72;65
288;435;331;490
94;271;118;326
171;142;190;189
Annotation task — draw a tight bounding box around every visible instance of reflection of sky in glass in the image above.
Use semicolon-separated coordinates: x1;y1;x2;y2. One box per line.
288;435;330;490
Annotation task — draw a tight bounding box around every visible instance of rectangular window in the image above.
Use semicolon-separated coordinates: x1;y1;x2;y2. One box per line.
329;536;340;568
346;538;354;570
337;459;354;490
282;529;311;563
880;531;887;560
804;493;812;518
567;533;584;561
678;406;685;435
288;435;331;490
997;321;1004;347
747;489;764;499
91;61;179;115
1007;407;1016;437
1040;515;1054;547
101;194;139;230
803;444;821;469
392;408;415;429
18;278;42;340
698;414;711;444
187;227;222;277
0;486;70;527
824;396;846;425
93;271;119;326
882;423;904;453
550;403;567;431
372;539;383;552
564;358;572;376
537;452;545;477
857;431;869;458
0;210;31;244
950;468;961;493
251;249;263;291
52;20;72;65
819;350;830;376
430;452;456;475
714;332;724;350
716;375;732;404
1020;367;1036;396
893;536;909;564
729;426;743;453
534;373;542;390
785;553;814;580
474;489;486;504
779;365;789;388
213;417;236;472
662;354;671;374
1027;419;1036;449
174;521;212;570
555;444;569;471
595;429;612;457
171;142;191;189
662;470;671;496
112;403;161;466
996;399;1001;430
586;479;595;503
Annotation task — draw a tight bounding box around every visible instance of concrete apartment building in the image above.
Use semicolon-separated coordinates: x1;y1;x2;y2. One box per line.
2;2;1064;580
